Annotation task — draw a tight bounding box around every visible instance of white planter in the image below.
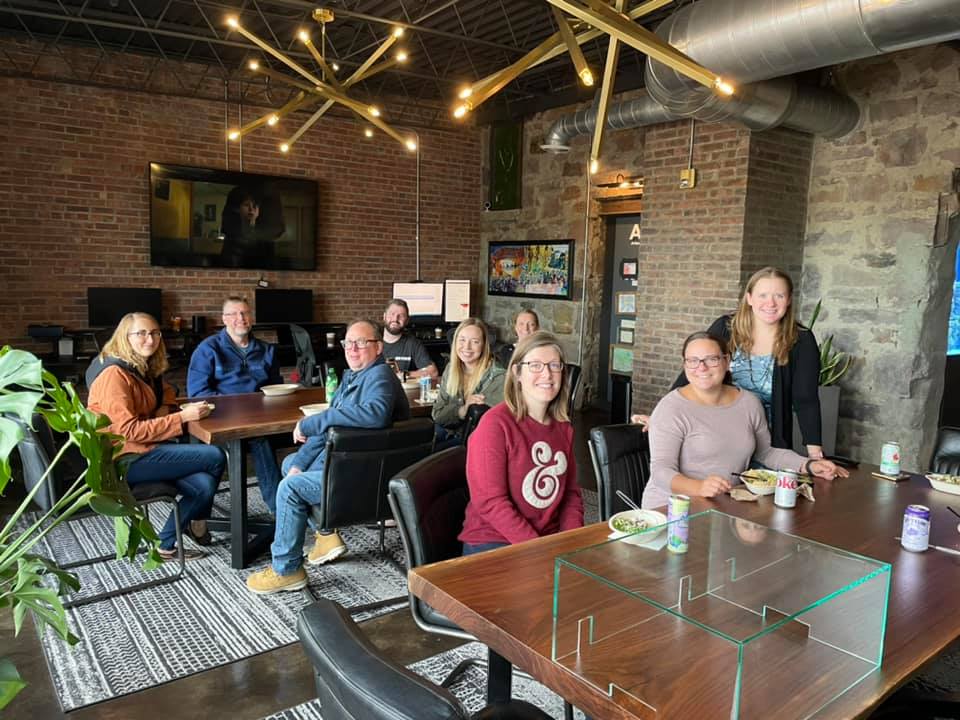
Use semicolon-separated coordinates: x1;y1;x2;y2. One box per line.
792;385;840;456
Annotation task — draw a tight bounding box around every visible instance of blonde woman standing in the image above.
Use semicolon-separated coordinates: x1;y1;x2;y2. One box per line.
432;318;505;444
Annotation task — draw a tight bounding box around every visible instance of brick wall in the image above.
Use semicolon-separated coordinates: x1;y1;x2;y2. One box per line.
0;74;482;352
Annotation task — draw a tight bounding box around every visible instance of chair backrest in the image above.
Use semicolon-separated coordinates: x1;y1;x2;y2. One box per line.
931;426;960;475
589;423;649;521
290;323;318;386
462;403;490;441
566;363;582;415
297;599;468;720
14;413;87;513
316;418;435;530
610;374;633;425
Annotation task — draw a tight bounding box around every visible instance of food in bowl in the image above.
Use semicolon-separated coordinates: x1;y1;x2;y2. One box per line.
740;469;777;496
612;515;649;533
607;509;667;543
927;473;960;496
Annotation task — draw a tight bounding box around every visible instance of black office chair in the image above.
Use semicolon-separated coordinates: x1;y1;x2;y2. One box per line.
565;363;582;415
463;403;491;442
297;599;553;720
311;418;436;555
609;374;633;425
588;423;650;521
930;426;960;475
290;323;321;386
14;413;186;608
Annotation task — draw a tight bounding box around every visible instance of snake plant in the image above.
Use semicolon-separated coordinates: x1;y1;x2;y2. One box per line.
807;299;852;386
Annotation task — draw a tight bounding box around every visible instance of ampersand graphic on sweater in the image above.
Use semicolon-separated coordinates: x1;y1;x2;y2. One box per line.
521;441;567;509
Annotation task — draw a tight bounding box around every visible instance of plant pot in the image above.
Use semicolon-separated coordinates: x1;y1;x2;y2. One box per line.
793;385;840;456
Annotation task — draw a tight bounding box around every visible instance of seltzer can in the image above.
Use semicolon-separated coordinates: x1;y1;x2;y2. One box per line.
880;442;901;476
774;469;799;508
418;376;431;403
666;494;691;554
901;505;931;552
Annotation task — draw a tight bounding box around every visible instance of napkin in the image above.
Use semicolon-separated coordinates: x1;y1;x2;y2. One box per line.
730;487;759;502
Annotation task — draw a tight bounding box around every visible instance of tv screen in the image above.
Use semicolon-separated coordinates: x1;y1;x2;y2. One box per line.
392;282;444;320
149;162;317;270
88;287;162;328
255;289;314;323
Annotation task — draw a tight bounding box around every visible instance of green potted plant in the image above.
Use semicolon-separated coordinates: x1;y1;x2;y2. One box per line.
0;346;159;710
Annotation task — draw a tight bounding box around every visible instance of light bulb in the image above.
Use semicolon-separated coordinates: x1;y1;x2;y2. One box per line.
453;104;469;119
714;77;735;96
405;138;417;152
458;86;473;100
396;50;408;62
392;27;404;38
590;158;599;174
226;16;238;28
331;62;339;71
580;69;594;86
280;143;290;153
298;30;310;43
368;106;381;117
364;128;374;138
248;60;259;71
228;130;240;141
267;115;279;126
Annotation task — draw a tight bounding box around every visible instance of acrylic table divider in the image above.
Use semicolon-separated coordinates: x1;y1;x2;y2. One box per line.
552;510;891;720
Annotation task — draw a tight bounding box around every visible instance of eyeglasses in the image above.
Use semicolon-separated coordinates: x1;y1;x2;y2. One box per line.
341;338;378;349
128;330;162;340
683;354;726;369
223;311;252;319
519;361;565;374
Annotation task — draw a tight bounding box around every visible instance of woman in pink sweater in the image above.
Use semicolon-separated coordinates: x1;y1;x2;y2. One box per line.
459;332;584;554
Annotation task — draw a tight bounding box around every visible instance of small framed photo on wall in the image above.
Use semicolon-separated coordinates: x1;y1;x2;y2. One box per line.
616;291;636;315
619;328;634;344
620;259;637;279
610;345;634;375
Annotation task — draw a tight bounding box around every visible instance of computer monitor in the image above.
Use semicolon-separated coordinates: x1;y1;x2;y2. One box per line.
255;289;314;323
444;280;470;323
87;288;163;328
392;282;444;321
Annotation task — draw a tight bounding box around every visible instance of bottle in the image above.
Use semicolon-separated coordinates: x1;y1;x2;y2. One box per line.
325;368;339;402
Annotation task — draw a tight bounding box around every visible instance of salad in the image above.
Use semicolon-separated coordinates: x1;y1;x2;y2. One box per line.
741;469;777;486
611;516;649;533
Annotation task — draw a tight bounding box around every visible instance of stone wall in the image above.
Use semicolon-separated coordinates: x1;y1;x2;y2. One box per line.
801;44;960;469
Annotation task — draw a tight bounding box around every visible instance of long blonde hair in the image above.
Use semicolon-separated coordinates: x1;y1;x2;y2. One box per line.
504;332;570;423
730;267;799;365
99;312;169;379
445;318;494;397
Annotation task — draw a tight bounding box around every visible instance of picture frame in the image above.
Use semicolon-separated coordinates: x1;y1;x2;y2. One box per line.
487;240;574;300
204;203;217;221
620;318;636;330
616;291;636;314
619;328;634;344
610;344;634;375
620;259;637;278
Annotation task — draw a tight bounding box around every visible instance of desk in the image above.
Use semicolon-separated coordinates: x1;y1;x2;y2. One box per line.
410;466;960;719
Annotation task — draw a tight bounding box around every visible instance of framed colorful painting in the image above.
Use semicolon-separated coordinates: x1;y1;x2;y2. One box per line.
487;240;574;300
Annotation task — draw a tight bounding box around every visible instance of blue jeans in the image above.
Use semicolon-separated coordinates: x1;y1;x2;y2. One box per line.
125;443;225;550
249;437;281;514
271;454;326;575
462;541;508;556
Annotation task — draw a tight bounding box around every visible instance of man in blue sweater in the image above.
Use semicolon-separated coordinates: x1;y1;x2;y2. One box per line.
246;319;410;595
187;296;283;513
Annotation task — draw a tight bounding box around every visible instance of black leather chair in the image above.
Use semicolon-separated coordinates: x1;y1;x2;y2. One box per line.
565;363;582;415
463;403;491;442
290;323;321;387
609;374;633;425
310;417;435;554
588;423;650;521
931;426;960;475
14;413;186;608
297;599;553;720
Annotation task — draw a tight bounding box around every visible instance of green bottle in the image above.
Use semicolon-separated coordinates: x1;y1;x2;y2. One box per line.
325;367;339;402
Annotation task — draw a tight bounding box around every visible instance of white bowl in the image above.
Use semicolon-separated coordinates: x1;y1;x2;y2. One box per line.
261;383;300;397
402;380;420;390
608;509;667;542
927;473;960;496
740;469;777;496
299;403;330;416
179;401;215;411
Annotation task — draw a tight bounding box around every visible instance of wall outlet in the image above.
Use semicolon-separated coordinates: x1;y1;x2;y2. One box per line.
679;168;697;189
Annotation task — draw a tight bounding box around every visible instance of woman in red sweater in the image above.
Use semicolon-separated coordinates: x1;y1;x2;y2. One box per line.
87;313;225;560
459;332;583;554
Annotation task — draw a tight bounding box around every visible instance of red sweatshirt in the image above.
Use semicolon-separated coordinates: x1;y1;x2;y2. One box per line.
459;403;583;546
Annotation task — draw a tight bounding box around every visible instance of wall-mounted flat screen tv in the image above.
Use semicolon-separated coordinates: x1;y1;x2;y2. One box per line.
149;162;317;270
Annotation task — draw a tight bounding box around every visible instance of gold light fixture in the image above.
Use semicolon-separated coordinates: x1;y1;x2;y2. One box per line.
225;10;417;155
595;172;644;190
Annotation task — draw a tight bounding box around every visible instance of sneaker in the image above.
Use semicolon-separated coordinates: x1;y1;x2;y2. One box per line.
158;546;205;561
306;531;347;565
246;566;308;595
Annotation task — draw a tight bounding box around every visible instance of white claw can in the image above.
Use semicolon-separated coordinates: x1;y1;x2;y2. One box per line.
774;469;799;508
901;505;930;552
880;442;901;476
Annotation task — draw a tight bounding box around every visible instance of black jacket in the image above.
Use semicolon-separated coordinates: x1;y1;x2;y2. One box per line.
673;315;822;450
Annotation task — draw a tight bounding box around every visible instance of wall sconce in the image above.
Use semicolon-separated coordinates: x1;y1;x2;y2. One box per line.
595;173;644;191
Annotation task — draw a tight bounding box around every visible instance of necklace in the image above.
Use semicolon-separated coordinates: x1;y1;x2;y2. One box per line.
746;353;773;386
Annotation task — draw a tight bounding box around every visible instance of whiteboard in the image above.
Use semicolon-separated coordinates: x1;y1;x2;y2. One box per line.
444;280;470;322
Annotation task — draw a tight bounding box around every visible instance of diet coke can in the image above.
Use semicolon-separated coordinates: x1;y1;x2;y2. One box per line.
880;442;901;476
901;505;931;552
774;469;799;508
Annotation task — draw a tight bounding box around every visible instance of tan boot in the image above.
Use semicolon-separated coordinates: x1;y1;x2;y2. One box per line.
306;531;347;565
246;566;308;594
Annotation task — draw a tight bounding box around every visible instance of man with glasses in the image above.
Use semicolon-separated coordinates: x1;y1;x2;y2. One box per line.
382;298;438;379
246;319;410;595
187;296;283;515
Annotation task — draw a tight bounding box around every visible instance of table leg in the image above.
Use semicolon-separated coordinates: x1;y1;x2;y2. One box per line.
486;648;513;704
227;439;248;570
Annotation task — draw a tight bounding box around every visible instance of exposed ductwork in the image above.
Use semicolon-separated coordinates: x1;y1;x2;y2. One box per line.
542;0;960;151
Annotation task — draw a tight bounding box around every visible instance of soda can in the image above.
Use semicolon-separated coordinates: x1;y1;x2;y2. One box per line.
418;376;431;403
774;469;799;508
901;505;931;552
880;442;901;476
666;494;691;554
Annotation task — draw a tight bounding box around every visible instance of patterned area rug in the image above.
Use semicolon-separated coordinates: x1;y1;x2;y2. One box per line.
35;493;407;712
262;642;587;720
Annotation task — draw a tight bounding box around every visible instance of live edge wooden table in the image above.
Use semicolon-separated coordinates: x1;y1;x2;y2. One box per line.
409;466;960;719
186;385;433;569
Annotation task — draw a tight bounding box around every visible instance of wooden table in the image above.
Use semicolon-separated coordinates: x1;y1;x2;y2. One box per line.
187;385;432;568
409;466;960;719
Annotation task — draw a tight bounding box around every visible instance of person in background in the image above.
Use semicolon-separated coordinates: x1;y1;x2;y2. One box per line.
187;296;282;514
381;298;438;379
641;331;846;510
246;320;410;594
87;312;225;559
635;267;823;457
459;331;583;554
432;318;505;444
496;308;540;367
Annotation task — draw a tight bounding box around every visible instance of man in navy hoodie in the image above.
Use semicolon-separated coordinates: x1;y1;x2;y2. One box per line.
187;296;282;512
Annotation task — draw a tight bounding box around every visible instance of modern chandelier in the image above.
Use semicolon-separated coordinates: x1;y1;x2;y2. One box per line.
453;0;735;174
225;8;417;155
